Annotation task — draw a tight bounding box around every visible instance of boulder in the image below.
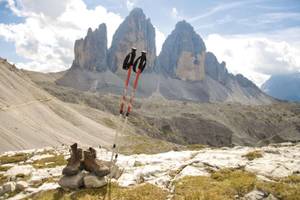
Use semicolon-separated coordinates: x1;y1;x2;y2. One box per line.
6;165;33;177
2;182;16;194
83;174;107;188
264;194;278;200
16;181;28;191
0;186;4;196
58;172;85;189
242;190;266;200
110;164;123;179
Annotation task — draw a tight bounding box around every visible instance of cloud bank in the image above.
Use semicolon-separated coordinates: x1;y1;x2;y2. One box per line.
205;32;300;86
0;0;123;72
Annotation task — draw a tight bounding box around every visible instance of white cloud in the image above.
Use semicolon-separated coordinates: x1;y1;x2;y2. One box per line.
0;0;123;72
205;33;300;86
126;0;136;11
188;1;246;22
171;7;178;19
154;26;165;54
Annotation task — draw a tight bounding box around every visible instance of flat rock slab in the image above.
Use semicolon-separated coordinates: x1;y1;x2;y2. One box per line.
2;182;16;194
242;190;266;200
58;172;85;189
6;165;34;177
84;175;107;188
16;181;28;191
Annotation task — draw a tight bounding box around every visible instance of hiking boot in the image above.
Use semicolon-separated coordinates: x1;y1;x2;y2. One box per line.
83;148;110;177
62;143;83;176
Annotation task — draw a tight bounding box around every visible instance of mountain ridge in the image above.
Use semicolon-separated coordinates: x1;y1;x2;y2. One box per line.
262;73;300;102
57;8;273;104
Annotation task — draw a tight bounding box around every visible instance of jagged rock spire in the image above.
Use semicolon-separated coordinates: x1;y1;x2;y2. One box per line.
157;20;206;81
71;23;108;72
108;8;156;75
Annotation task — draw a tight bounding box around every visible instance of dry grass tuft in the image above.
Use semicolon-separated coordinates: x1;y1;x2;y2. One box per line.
242;150;263;161
0;153;31;164
174;168;257;200
27;183;168;200
32;154;67;169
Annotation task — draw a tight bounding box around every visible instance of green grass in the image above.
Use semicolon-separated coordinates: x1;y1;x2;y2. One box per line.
32;154;67;169
102;117;117;129
174;169;257;200
119;134;179;155
242;150;263;161
0;153;31;164
256;175;300;200
186;144;208;151
31;176;61;188
0;165;12;172
0;173;8;185
27;183;168;200
175;169;300;200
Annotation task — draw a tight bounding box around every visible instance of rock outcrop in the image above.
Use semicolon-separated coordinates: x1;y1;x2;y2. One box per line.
1;143;299;199
204;52;228;84
108;8;156;74
157;20;206;81
71;23;108;72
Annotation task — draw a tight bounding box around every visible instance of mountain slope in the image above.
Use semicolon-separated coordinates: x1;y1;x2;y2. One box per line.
29;71;300;147
261;73;300;102
0;58;116;152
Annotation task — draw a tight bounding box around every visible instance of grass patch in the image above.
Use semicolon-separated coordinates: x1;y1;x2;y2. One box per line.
0;173;8;185
15;173;31;181
257;175;300;200
27;183;168;200
102;117;117;129
0;153;31;164
0;165;12;172
186;144;208;151
242;150;263;161
119;134;179;155
0;173;30;186
31;176;60;188
174;169;257;200
32;154;67;169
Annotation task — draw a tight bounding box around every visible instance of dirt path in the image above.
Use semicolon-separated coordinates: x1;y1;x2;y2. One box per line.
0;98;52;111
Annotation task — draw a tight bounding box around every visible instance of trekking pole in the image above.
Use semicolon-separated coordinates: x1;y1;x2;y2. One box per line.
113;51;147;162
109;47;136;169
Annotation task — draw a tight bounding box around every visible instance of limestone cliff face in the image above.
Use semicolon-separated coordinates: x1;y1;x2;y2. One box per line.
204;52;229;84
71;23;107;72
108;8;156;74
157;20;206;81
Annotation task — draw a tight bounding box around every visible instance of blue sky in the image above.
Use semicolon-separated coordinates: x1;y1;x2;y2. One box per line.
0;0;300;86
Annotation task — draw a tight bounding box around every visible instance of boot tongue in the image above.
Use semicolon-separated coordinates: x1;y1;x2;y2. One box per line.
71;143;78;151
84;151;92;159
89;147;97;158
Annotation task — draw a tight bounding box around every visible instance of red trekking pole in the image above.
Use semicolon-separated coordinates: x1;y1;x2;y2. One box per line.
125;51;147;117
110;48;136;166
110;51;147;165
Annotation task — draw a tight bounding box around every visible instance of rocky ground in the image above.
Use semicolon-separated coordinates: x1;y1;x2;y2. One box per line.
0;142;299;200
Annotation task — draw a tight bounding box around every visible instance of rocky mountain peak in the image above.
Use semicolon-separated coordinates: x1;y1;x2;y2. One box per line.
108;8;156;75
128;7;145;18
157;20;206;81
175;20;195;33
71;23;108;72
